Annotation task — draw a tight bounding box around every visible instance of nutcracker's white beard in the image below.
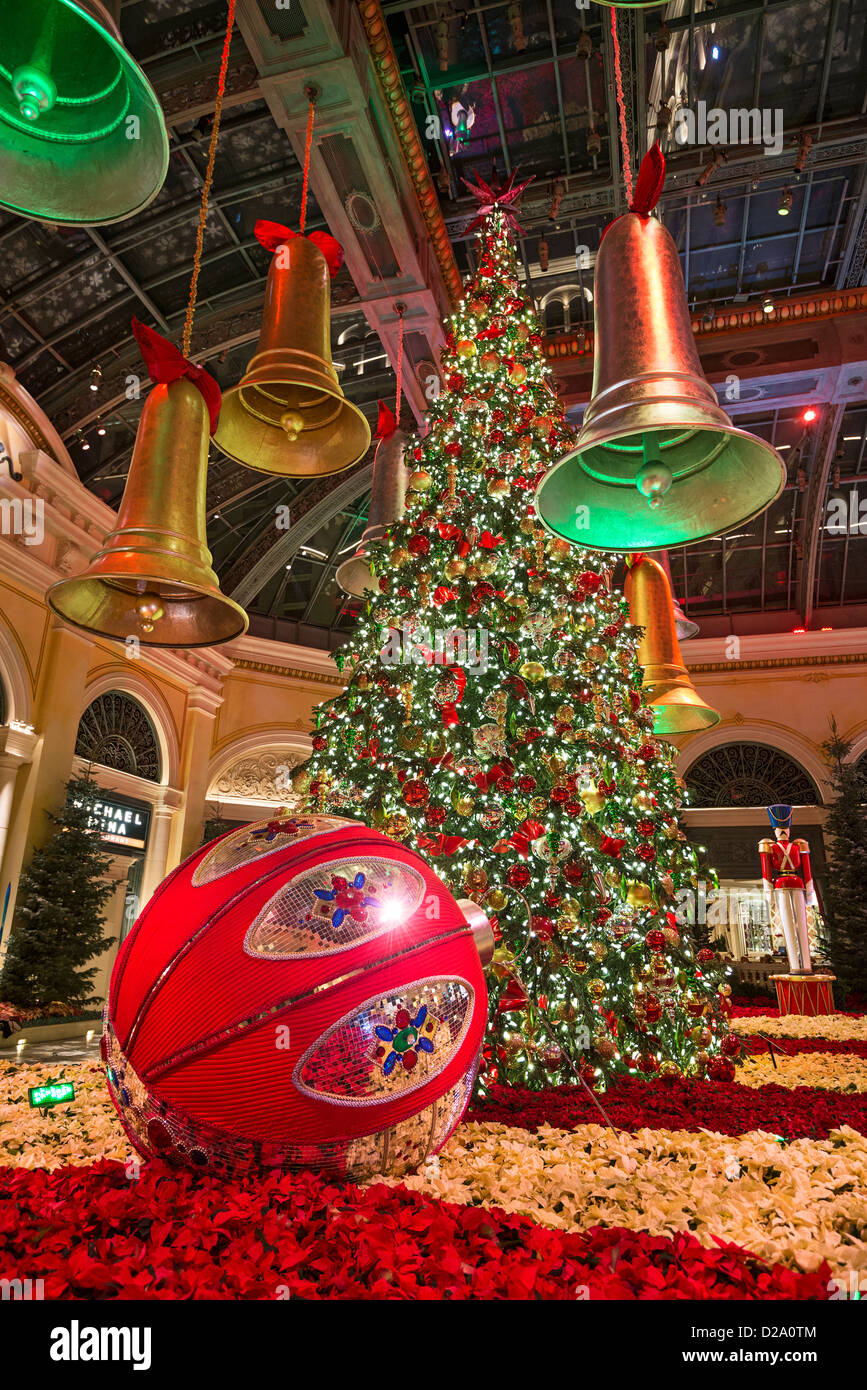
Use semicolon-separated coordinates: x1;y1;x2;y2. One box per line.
775;887;812;974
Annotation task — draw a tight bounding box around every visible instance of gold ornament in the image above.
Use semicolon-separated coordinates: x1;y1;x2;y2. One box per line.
579;784;606;815
487;477;510;498
386;814;412;838
408;469;433;492
486;887;508;912
588;979;605;1000
464;866;489;895
626;881;654;908
445;558;467;580
547;675;565;693
456;339;477;358
480;350;501;373
452;790;476;816
556;703;575;723
392;547;410;568
519;661;546;683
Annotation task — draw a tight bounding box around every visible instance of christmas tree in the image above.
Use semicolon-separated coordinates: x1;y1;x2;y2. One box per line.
821;722;867;999
299;176;736;1090
0;775;115;1010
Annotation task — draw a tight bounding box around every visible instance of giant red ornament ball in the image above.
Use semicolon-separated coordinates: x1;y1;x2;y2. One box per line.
104;816;491;1179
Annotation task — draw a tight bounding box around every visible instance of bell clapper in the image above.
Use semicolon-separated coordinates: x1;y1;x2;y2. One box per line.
12;65;57;122
280;409;305;442
636;443;674;510
135;594;165;635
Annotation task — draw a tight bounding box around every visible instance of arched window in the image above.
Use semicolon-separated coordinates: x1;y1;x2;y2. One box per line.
75;692;161;783
544;299;566;333
684;742;820;809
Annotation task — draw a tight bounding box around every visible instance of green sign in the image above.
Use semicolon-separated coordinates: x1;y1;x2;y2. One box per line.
28;1080;75;1109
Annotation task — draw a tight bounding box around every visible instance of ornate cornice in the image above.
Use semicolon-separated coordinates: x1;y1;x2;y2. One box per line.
232;658;344;686
545;287;867;367
357;0;463;309
689;653;867;675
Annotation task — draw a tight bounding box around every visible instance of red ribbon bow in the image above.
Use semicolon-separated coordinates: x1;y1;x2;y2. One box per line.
375;401;397;439
254;220;344;277
131;319;222;434
416;833;467;858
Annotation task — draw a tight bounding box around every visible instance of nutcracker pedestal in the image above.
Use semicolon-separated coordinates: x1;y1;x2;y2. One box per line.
771;973;836;1017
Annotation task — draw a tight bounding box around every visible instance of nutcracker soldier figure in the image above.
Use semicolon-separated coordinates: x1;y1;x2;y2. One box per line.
759;804;815;974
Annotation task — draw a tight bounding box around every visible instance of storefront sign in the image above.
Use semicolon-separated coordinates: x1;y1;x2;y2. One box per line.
72;795;152;853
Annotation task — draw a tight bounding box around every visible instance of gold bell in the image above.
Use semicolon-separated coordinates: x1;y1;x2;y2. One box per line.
625;554;719;736
47;378;248;647
337;427;408;596
536;211;786;550
214;236;371;476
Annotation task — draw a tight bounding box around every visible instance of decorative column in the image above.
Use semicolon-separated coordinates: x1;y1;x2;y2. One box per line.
0;723;38;875
0;619;93;936
174;689;223;865
138;790;183;906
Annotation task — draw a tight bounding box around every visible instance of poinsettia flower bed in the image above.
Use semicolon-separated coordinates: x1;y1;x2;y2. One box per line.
1;1063;132;1171
740;1035;867;1058
731;1013;867;1041
471;1076;867;1140
385;1120;867;1277
737;1053;867;1092
0;1158;833;1300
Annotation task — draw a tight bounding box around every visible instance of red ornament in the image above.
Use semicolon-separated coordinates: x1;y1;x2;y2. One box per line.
638;743;657;762
444;441;463;457
517;775;537;793
696;948;716;963
446;373;465;391
425;805;447;827
636;844;656;862
564;861;584;884
506;862;531;889
407;535;431;557
578;571;602;594
312;734;327;751
708;1057;736;1083
402;779;430;807
721;1035;741;1057
532;915;555;943
105;817;489;1179
636;819;655;836
644;929;666;951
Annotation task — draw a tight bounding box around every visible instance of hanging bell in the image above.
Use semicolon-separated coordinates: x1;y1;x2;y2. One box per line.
47;377;248;648
535;209;785;551
214;234;371;477
0;0;169;224
337;425;408;596
625;555;719;736
659;550;698;640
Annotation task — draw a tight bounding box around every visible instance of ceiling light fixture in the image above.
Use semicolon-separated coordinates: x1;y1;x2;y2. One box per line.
778;186;793;216
762;295;774;314
89;365;102;392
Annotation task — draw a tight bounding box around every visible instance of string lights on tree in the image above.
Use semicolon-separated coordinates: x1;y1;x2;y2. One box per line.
297;170;736;1092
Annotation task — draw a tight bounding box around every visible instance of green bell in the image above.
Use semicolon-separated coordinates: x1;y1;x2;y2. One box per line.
0;0;168;224
535;210;786;552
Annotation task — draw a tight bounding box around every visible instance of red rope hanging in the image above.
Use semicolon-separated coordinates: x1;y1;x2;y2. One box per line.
299;88;318;235
394;303;405;424
610;8;634;211
182;0;236;358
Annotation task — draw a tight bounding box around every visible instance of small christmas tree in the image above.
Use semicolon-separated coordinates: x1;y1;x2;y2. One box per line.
0;776;115;1010
821;722;867;999
298;179;735;1090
